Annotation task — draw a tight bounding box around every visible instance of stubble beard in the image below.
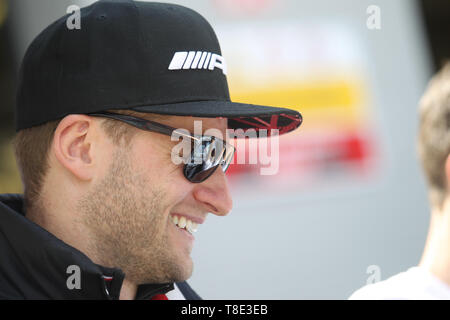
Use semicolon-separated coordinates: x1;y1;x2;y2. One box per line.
77;149;192;284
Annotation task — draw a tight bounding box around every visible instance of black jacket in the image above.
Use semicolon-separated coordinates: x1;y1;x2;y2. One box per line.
0;194;201;300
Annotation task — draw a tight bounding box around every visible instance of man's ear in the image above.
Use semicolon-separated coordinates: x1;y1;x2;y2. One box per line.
52;114;97;181
445;154;450;190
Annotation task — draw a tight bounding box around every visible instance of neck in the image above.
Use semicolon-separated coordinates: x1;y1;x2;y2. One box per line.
419;201;450;286
26;185;139;300
27;202;138;300
119;279;137;300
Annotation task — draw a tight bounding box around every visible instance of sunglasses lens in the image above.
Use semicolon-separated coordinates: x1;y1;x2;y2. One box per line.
183;136;235;183
221;147;234;172
184;163;220;183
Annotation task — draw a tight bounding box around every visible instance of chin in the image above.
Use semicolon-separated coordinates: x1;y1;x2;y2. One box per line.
171;255;194;282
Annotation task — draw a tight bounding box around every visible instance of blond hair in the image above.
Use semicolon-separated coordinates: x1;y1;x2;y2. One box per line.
418;62;450;208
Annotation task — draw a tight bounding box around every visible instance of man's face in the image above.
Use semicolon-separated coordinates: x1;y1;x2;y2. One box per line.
78;114;233;284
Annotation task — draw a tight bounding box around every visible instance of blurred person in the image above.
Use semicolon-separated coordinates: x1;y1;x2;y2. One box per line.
349;63;450;300
0;0;302;299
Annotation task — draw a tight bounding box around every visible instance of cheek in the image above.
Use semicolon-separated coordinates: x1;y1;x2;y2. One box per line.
94;141;117;183
163;166;195;203
131;138;193;197
130;138;166;173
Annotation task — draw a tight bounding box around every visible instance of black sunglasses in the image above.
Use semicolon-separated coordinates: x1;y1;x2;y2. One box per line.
89;112;235;183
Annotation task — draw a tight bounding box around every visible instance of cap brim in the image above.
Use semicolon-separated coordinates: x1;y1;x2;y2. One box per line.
131;100;302;136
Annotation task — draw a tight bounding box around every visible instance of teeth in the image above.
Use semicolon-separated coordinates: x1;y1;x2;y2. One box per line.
186;220;192;232
178;216;187;229
171;215;199;234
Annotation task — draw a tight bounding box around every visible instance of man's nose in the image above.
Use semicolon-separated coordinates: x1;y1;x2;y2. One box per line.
192;167;233;216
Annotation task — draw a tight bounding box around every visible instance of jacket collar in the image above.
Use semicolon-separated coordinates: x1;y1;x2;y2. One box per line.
0;194;173;299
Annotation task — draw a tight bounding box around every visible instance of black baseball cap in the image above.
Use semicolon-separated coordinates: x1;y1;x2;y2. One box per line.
16;0;302;135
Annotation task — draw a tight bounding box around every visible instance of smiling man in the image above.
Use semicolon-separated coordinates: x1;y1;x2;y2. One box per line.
0;0;301;300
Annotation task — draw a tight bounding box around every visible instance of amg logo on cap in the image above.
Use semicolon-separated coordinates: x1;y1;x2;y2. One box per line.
168;51;227;75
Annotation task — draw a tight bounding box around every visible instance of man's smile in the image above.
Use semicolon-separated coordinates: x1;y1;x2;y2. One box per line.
170;213;203;236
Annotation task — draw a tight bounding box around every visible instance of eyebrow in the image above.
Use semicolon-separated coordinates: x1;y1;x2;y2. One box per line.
92;111;229;143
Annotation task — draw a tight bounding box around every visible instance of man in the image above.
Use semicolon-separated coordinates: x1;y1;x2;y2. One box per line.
349;63;450;299
0;0;302;299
